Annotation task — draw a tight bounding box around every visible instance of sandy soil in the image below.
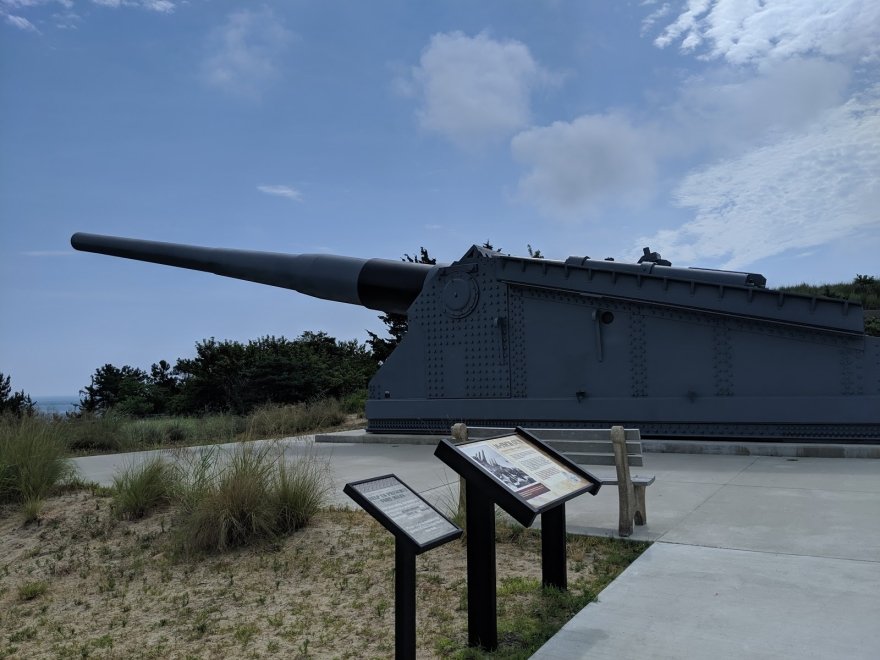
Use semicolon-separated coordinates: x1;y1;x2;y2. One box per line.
0;492;629;659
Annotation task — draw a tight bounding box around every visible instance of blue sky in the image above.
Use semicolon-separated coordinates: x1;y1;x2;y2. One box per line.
2;0;879;398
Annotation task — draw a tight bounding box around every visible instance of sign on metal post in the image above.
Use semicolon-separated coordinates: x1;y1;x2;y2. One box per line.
344;474;462;660
435;427;601;649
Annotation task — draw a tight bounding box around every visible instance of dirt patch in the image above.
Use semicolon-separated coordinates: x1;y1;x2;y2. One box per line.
0;493;645;659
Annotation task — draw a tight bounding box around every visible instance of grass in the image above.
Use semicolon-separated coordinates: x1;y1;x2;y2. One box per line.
51;398;359;457
17;581;48;602
0;490;648;659
245;400;347;440
272;450;332;533
111;456;177;520
174;442;331;553
0;415;74;506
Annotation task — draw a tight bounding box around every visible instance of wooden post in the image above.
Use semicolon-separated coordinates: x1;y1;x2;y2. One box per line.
611;425;635;537
634;485;647;526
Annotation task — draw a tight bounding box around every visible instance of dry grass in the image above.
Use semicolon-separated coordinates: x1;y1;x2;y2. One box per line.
0;492;647;659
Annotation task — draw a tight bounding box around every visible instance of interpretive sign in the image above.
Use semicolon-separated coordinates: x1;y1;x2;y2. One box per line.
435;427;600;527
344;474;462;552
435;427;602;650
459;433;594;507
345;474;462;660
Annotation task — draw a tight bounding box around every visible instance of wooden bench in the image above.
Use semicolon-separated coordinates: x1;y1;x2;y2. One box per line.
455;424;655;537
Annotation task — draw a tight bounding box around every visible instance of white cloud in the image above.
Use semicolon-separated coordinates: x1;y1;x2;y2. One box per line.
257;185;303;201
2;0;57;7
141;0;173;13
641;2;671;36
402;31;552;148
202;9;293;99
4;13;38;30
53;10;80;28
511;113;657;218
655;0;880;64
1;0;174;27
637;90;880;269
90;0;174;13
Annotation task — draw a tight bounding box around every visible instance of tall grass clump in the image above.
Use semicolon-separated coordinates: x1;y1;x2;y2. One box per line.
246;400;346;440
0;415;74;505
175;442;331;553
112;455;177;519
272;452;332;533
122;415;245;449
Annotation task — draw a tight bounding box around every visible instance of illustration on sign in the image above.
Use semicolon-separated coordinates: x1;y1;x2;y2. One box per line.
458;435;592;508
350;476;459;547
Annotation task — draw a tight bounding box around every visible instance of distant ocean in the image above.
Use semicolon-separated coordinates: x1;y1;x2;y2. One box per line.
34;396;80;415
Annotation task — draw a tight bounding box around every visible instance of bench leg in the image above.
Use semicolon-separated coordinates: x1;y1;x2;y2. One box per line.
612;427;634;537
634;485;647;526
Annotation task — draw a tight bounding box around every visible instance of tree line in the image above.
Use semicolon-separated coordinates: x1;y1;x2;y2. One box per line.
77;332;377;417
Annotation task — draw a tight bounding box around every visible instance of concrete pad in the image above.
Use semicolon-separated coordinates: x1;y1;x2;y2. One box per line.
308;442;459;507
643;439;880;459
564;479;724;541
632;452;758;485
731;456;880;493
659;484;880;561
532;543;880;660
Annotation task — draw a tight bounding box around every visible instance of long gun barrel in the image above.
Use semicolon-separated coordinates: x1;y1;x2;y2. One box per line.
70;233;434;315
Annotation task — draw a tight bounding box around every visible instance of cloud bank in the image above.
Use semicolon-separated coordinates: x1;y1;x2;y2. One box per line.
634;0;880;268
639;90;880;269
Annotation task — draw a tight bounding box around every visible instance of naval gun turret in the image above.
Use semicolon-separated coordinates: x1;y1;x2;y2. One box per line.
71;233;880;442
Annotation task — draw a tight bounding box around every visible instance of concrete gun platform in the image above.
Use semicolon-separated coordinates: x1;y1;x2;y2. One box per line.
71;437;880;659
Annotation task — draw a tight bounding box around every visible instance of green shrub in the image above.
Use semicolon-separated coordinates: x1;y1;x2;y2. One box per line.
196;413;245;443
112;456;177;519
340;389;367;415
64;413;130;453
175;442;330;553
122;418;183;449
0;415;74;504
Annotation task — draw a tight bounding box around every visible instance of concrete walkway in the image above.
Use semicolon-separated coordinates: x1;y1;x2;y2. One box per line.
71;439;880;659
533;452;880;659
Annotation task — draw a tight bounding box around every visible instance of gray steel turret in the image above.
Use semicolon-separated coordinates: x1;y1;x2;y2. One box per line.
72;233;880;442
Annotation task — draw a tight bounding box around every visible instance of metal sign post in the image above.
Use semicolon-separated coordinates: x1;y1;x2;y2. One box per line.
344;474;463;660
465;480;497;649
435;427;602;650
